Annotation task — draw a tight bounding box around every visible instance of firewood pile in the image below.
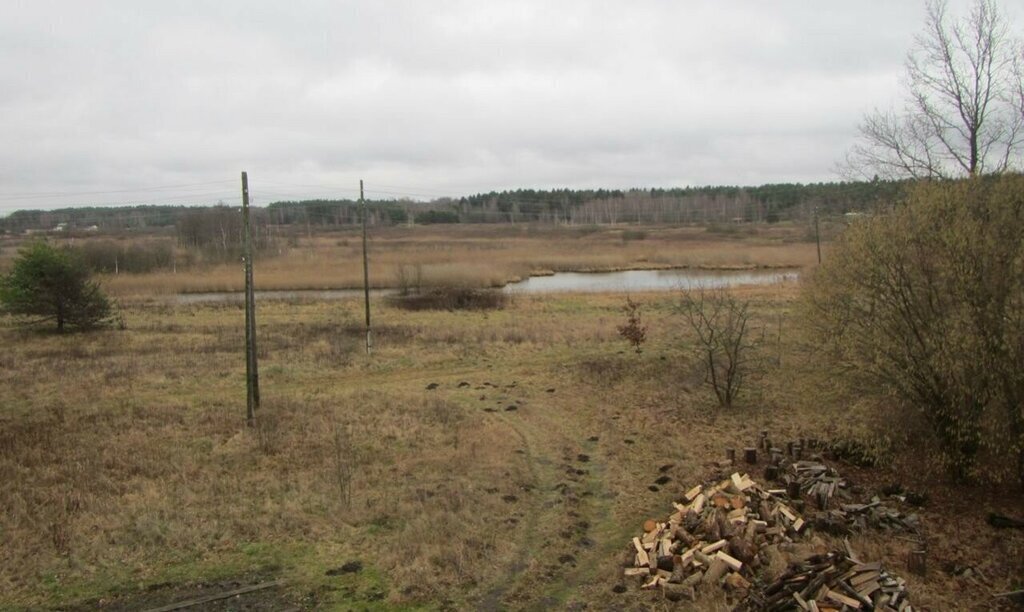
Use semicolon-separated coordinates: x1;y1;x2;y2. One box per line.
622;439;921;609
624;471;809;600
787;461;845;508
812;499;921;535
736;550;913;611
783;461;921;535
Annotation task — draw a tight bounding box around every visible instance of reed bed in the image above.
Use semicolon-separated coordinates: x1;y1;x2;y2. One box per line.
93;224;819;296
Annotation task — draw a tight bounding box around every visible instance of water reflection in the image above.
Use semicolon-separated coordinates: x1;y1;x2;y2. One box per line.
501;268;798;293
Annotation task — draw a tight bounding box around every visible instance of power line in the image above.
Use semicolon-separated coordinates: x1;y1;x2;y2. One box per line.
0;180;236;202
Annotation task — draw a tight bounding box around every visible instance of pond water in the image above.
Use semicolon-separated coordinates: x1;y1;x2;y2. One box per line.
175;268;798;304
501;268;798;294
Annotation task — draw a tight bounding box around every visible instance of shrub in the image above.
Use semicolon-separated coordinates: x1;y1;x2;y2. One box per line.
395;264;423;296
704;222;740;236
800;175;1024;484
387;287;507;311
414;210;460;225
621;229;648;242
678;288;759;407
74;239;174;273
0;241;114;332
616;297;647;353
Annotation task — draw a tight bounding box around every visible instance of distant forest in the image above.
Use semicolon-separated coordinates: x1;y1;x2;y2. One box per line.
0;180;904;233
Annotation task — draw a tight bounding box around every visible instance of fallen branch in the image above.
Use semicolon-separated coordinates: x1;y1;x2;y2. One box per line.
142;579;286;612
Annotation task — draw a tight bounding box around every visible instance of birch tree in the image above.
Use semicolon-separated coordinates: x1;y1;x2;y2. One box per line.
844;0;1024;179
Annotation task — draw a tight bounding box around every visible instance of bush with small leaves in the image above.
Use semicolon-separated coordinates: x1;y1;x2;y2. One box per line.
801;175;1024;484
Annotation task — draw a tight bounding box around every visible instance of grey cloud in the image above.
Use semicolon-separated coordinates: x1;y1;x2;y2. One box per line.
2;0;1019;211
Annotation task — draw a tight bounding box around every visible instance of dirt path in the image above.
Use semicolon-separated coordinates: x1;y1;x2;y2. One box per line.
466;373;624;611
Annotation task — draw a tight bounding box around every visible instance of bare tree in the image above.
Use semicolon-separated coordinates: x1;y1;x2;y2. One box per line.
679;289;760;408
844;0;1024;179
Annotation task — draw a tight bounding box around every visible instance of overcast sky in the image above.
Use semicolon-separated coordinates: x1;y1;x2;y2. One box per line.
2;0;1018;212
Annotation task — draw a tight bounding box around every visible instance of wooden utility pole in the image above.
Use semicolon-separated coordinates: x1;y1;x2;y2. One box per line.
242;171;260;426
360;179;372;355
814;205;822;264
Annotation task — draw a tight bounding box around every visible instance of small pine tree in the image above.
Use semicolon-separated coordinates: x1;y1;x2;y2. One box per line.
617;296;647;353
0;241;113;332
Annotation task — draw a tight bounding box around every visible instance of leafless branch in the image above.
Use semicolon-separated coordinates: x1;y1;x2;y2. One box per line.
845;0;1024;179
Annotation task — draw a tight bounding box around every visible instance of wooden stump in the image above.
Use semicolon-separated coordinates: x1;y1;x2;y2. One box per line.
725;448;736;464
764;464;779;481
908;549;927;576
743;447;757;464
815;490;829;510
787;480;801;500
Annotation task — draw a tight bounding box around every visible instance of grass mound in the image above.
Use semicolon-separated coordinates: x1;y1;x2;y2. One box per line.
387;287;508;311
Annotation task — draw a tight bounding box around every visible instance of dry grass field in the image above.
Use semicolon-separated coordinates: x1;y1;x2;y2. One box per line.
0;225;1021;610
1;275;1022;610
67;223;821;296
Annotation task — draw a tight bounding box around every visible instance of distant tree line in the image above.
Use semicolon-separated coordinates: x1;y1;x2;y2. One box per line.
0;180;907;236
448;181;906;224
0;205;189;233
264;199;409;226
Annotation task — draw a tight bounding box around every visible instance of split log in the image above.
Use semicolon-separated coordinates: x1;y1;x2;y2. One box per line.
656;555;675;572
715;550;743;572
702;557;730;584
701;539;729;554
724;572;752;590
